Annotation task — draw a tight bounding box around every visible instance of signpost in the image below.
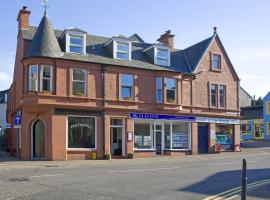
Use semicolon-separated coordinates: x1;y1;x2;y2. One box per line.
14;115;21;128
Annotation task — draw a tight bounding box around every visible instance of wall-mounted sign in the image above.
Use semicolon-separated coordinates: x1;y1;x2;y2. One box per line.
14;115;21;128
70;123;91;129
129;112;195;122
128;132;133;141
6;124;11;129
210;130;216;140
196;117;240;125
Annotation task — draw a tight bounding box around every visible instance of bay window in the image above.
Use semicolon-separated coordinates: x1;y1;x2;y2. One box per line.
68;116;96;149
121;74;133;100
165;78;176;103
41;65;53;92
28;65;38;92
72;69;87;96
156;77;163;103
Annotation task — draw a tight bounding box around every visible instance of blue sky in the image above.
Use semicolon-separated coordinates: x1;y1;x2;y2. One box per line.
1;0;269;98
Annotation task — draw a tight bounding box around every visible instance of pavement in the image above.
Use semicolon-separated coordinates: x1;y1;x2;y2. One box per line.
0;141;270;200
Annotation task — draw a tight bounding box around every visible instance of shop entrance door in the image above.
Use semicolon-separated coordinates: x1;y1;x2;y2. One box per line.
198;123;209;153
154;124;163;155
110;119;125;157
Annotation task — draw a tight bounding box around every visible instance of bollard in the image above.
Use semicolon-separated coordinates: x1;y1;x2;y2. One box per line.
241;159;247;200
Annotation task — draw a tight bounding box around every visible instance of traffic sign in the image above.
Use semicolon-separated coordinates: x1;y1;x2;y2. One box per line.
14;115;21;128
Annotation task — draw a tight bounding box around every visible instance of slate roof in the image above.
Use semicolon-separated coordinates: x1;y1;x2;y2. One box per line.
241;105;263;120
22;16;219;74
26;14;62;58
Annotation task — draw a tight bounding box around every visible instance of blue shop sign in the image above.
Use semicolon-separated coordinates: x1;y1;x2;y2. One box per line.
129;112;195;122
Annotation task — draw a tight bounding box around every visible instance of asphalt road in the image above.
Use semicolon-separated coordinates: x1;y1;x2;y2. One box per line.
0;142;270;200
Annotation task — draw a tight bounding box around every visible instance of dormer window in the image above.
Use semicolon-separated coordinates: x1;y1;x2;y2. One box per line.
104;37;131;60
69;35;84;53
156;48;169;66
61;28;87;54
116;42;129;60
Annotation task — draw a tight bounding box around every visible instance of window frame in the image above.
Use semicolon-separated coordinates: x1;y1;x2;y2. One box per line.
219;85;226;108
66;115;97;151
267;102;270;115
240;122;252;134
120;73;134;101
156;77;163;103
155;47;170;66
41;65;53;93
115;42;130;60
133;121;155;151
165;78;177;104
28;65;39;92
71;68;87;96
267;123;270;135
212;54;222;70
210;84;218;107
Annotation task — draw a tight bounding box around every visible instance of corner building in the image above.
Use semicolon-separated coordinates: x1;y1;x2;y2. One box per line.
7;7;241;160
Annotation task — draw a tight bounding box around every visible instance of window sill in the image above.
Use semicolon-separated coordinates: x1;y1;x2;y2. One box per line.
67;148;96;151
134;149;156;152
211;68;222;72
164;149;191;151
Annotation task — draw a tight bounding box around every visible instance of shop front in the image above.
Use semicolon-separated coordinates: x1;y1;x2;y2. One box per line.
129;112;194;156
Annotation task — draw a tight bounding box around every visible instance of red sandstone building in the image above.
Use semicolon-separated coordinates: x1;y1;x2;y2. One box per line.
7;7;241;160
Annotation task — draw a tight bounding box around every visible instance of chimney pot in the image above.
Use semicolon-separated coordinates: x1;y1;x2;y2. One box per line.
157;30;175;50
17;6;31;31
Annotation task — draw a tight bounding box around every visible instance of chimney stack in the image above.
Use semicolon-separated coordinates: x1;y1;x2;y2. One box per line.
17;6;31;31
157;30;175;50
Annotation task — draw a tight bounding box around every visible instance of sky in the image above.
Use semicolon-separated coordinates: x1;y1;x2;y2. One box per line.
0;0;269;98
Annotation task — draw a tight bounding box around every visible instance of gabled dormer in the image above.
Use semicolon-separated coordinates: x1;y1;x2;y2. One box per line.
144;43;171;66
61;27;87;54
104;36;132;60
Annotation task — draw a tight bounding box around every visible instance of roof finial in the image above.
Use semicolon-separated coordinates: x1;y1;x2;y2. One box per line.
42;0;49;15
213;26;217;34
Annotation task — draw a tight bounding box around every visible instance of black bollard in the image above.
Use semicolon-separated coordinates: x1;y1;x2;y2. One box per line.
241;159;247;200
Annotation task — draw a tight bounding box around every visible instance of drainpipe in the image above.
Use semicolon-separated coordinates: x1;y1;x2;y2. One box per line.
101;65;106;158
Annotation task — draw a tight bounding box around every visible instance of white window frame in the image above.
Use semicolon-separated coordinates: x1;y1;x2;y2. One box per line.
112;39;131;60
210;84;218;107
156;77;163;103
66;115;97;151
110;118;125;156
219;85;226;108
115;42;130;60
65;30;86;54
41;65;53;92
28;65;39;92
72;68;87;96
154;46;170;66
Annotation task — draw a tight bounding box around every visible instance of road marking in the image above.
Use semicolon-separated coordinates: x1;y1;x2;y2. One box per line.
30;174;64;178
208;157;268;166
110;166;180;173
203;178;270;200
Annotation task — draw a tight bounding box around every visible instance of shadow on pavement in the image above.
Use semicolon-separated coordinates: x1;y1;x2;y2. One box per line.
180;168;270;199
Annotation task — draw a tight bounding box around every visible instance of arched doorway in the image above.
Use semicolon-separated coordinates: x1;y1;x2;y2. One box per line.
32;120;45;158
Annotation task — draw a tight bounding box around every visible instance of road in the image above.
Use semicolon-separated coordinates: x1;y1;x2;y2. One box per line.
0;142;270;200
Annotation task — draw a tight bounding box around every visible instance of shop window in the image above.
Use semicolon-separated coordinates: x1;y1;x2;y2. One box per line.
134;122;153;149
210;84;218;107
164;123;170;149
267;123;270;135
240;122;251;134
156;77;163;103
121;74;134;100
216;124;233;145
171;123;189;149
28;65;39;92
165;78;176;103
212;54;221;70
254;123;264;138
219;85;226;108
41;65;53;92
267;102;270;115
68;116;96;149
72;68;87;96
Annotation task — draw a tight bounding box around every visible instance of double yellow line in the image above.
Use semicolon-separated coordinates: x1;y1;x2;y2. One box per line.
203;178;270;200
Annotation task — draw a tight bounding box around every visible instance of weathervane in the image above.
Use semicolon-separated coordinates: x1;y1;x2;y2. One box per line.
42;0;49;14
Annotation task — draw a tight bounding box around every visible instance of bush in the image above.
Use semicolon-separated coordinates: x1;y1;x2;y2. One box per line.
127;153;134;159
